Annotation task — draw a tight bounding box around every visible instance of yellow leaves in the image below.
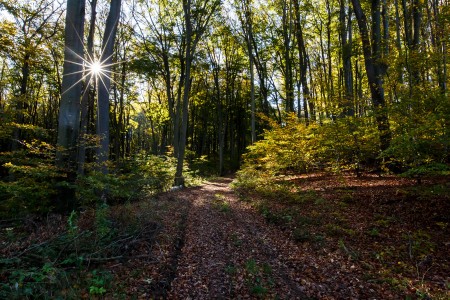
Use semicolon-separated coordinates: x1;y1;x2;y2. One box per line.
0;20;16;52
3;161;13;168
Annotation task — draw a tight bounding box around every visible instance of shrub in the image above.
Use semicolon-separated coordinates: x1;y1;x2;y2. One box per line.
382;90;450;177
0;141;62;217
235;114;380;194
77;153;176;206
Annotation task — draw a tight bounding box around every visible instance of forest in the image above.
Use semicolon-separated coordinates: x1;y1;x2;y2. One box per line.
0;0;449;298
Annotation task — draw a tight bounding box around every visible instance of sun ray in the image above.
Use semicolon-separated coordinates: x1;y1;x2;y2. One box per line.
61;73;92;96
62;25;128;98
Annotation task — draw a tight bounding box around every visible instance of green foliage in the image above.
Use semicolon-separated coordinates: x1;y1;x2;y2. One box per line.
0;199;158;298
314;117;379;173
237;114;380;191
212;193;231;213
0;141;62;217
76;153;176;206
95;203;113;239
242;115;316;175
189;155;220;177
383;88;450;176
0;261;64;299
88;270;111;296
400;163;450;179
0;146;176;217
243;259;274;298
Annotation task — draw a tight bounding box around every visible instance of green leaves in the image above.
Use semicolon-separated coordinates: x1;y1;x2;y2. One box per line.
239;113;381;181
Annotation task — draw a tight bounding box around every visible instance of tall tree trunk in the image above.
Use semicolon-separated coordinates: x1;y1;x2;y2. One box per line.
340;0;354;116
325;0;334;111
411;0;422;85
173;47;185;159
249;33;256;144
78;0;97;175
175;0;193;187
96;0;122;174
56;0;86;170
293;0;311;123
174;0;218;186
12;54;31;150
240;0;256;141
118;56;126;159
282;0;294;113
351;0;391;152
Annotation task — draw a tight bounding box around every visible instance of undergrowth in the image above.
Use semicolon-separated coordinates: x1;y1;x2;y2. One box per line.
0;201;161;298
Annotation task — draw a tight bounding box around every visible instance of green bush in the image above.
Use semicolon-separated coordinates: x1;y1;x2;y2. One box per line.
240;114;380;178
382;89;450;177
0;141;62;217
77;153;176;206
313;117;379;173
0;145;177;216
242;115;316;175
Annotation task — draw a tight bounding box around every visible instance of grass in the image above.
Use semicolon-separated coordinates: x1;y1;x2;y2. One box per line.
212;193;232;213
243;259;274;298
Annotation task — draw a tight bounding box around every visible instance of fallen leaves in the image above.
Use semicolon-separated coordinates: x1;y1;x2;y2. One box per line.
2;174;448;298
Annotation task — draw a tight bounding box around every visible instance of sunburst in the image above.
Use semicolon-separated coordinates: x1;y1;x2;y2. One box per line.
88;60;103;77
61;38;124;97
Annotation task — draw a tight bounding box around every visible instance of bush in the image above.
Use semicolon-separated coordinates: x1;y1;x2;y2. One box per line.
236;114;380;191
76;153;176;206
241;115;316;176
313;117;379;173
0;145;177;216
382;89;450;177
0;141;62;217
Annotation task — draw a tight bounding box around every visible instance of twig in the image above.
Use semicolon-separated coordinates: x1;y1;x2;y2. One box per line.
87;254;157;262
12;234;62;259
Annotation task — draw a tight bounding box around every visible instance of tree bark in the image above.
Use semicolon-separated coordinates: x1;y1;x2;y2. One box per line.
96;0;122;174
175;0;219;186
282;0;294;113
351;0;391;152
340;0;354;116
293;0;311;122
175;0;193;187
56;0;86;170
78;0;97;175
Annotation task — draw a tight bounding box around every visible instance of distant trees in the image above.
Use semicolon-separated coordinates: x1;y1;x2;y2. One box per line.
0;0;64;150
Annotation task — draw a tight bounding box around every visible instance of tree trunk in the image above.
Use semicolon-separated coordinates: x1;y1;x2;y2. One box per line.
175;0;218;186
12;54;30;150
56;0;86;170
282;0;294;113
293;0;311;123
249;34;256;144
351;0;391;152
175;0;193;187
78;0;97;175
340;0;354;116
96;0;122;174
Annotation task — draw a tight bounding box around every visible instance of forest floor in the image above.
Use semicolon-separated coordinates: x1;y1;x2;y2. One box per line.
1;174;449;299
127;174;449;299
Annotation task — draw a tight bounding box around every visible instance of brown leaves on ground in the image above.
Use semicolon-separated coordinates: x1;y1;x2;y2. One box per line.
161;174;449;299
1;174;448;299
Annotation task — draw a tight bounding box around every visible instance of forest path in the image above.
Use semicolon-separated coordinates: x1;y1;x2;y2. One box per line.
167;177;307;299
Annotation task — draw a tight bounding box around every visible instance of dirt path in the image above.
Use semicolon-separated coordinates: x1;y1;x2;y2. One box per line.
167;177;307;299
